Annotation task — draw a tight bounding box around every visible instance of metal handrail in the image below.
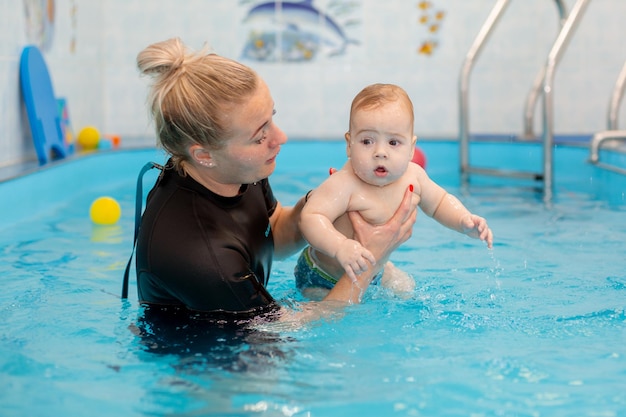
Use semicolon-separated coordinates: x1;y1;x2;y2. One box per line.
459;0;589;202
589;130;626;163
522;0;568;138
541;0;590;201
608;60;626;130
459;0;510;184
587;61;626;175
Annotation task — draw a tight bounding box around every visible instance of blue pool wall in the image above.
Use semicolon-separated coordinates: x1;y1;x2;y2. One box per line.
1;141;624;233
1;1;626;168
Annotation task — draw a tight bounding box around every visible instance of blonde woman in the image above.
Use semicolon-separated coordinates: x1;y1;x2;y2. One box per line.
134;39;417;321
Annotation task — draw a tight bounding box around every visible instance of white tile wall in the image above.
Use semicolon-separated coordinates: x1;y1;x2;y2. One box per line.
1;0;625;167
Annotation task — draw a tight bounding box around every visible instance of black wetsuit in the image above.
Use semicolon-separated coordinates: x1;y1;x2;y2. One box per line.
135;161;278;318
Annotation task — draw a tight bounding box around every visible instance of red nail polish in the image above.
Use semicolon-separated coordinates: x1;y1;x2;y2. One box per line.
409;184;414;192
329;168;334;175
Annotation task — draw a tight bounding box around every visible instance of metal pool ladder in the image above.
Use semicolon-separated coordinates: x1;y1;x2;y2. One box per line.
459;0;590;201
588;60;626;175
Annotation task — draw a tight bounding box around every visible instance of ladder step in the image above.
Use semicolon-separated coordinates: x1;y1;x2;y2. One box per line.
464;166;544;181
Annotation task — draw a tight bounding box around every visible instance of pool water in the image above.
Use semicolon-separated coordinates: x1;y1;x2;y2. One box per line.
1;141;625;416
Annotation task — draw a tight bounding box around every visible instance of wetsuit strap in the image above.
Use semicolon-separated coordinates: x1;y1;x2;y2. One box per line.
122;161;163;299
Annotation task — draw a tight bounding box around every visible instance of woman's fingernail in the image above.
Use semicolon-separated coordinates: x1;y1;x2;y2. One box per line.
329;168;334;175
409;184;414;192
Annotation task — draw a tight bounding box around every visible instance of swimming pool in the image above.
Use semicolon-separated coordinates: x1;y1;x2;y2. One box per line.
1;141;625;416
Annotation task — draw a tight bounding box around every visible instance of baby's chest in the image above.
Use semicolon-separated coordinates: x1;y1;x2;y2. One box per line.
349;190;406;225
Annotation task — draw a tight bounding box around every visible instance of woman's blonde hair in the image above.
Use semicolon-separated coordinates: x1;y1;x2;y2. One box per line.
137;38;258;171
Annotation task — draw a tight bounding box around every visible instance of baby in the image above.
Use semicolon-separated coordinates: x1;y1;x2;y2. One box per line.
295;83;493;298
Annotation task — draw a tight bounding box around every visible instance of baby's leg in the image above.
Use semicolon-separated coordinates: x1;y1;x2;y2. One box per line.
381;261;416;296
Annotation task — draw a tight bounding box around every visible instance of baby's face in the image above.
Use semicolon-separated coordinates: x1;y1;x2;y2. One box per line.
346;100;415;187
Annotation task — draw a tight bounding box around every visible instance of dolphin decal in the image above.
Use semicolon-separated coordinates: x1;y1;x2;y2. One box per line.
242;0;359;61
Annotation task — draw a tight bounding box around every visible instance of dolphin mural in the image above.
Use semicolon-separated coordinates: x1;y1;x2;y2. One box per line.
241;0;359;62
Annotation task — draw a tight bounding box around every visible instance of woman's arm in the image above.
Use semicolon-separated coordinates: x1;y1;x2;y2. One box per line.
269;199;308;259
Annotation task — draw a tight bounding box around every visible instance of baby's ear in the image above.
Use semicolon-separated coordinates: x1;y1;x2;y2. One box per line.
345;132;352;157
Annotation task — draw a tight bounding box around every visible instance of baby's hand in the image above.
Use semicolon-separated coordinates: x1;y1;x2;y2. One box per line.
336;239;376;283
460;214;493;249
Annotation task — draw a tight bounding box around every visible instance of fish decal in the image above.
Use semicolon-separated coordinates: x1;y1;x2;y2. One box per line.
241;0;359;62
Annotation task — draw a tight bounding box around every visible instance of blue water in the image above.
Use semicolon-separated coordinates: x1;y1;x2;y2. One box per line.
1;141;625;416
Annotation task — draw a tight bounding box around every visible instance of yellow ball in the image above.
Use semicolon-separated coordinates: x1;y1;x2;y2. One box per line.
90;197;121;225
77;126;101;150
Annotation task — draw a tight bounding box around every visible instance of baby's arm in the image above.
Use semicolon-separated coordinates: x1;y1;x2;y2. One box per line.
416;167;493;248
300;171;376;282
432;194;493;248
